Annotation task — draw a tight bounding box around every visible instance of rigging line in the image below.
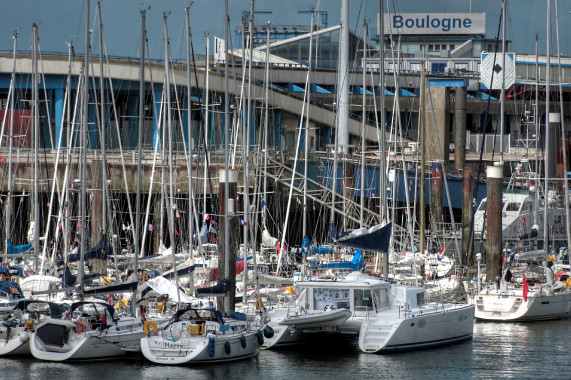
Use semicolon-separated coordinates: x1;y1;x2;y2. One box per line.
465;7;504;265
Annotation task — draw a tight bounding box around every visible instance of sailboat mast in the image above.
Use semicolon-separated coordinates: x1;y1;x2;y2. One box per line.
420;61;426;261
79;0;91;294
243;0;254;306
133;8;145;315
360;21;367;229
379;0;387;225
5;31;17;251
544;0;551;251
163;13;180;305
553;0;571;247
97;1;108;237
204;34;210;216
223;0;230;312
499;0;506;165
303;9;314;239
185;5;195;295
262;24;269;228
32;23;40;272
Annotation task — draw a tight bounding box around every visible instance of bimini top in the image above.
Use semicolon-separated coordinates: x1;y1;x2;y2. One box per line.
296;271;389;289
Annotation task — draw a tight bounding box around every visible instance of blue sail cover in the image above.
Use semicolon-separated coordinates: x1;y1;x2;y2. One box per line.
195;278;231;297
66;236;112;263
336;223;392;253
319;249;364;271
6;240;33;255
309;246;334;255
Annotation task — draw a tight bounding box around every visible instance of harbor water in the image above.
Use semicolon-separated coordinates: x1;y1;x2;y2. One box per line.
2;319;571;379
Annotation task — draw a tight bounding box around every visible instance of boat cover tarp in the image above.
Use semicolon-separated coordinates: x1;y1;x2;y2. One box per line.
319;249;364;271
262;229;278;248
244;271;294;286
15;299;64;319
195;278;231;297
160;259;196;280
66;236;112;262
82;279;138;297
0;266;27;278
144;276;199;305
70;301;117;321
6;240;33;255
36;323;68;348
336;223;392;253
309;246;334;255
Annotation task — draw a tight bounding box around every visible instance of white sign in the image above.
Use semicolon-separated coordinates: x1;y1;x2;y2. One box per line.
480;52;515;90
214;36;226;62
380;13;486;35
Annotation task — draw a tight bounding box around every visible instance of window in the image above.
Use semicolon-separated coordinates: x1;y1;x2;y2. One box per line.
450;44;456;50
442;44;447;50
354;289;374;311
505;202;521;212
434;44;441;51
428;44;434;51
478;201;487;212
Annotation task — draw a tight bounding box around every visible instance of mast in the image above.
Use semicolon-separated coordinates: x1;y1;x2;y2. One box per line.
360;21;367;229
499;0;506;165
379;0;387;225
185;5;195;295
543;0;551;252
5;30;17;252
133;8;145;315
97;1;108;239
223;0;230;312
32;23;41;273
243;0;254;309
163;13;180;305
535;35;540;227
262;23;270;228
420;61;426;261
303;9;314;239
553;0;571;247
204;34;210;216
79;0;90;294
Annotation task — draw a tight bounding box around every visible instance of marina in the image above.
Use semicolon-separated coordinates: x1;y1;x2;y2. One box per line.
0;0;571;378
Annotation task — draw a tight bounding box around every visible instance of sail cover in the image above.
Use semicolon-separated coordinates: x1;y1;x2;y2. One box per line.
6;240;33;255
336;223;392;253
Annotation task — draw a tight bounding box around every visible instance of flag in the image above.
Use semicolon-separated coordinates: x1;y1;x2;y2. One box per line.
147;224;154;232
261;198;266;209
205;214;210;221
297;196;302;205
435;167;441;178
312;203;316;211
236;195;240;202
209;225;218;235
523;274;529;302
175;228;179;236
78;221;82;228
239;218;247;226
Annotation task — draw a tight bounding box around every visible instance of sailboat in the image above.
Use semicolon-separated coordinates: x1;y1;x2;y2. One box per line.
469;0;571;322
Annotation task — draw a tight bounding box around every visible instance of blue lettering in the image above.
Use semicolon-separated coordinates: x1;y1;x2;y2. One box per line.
463;19;472;28
453;18;462;28
431;18;440;29
393;15;403;28
405;19;414;28
442;18;450;32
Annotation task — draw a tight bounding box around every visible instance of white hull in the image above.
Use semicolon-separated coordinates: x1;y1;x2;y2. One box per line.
0;329;30;356
30;317;145;361
472;288;571;321
358;304;474;353
141;331;259;364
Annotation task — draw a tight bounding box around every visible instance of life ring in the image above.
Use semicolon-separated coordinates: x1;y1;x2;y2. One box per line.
520;216;526;226
270;254;278;264
143;320;158;336
73;320;84;334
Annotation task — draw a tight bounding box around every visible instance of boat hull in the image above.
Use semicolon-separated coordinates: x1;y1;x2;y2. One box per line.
472;289;571;321
0;329;30;356
359;304;475;353
141;332;260;364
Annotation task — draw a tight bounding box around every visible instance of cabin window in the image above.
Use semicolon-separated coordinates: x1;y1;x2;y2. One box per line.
505;202;521;212
478;201;487;211
450;44;456;51
375;288;389;309
313;288;350;311
354;289;374;311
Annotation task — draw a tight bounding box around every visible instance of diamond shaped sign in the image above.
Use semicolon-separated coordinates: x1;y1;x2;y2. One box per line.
480;52;515;90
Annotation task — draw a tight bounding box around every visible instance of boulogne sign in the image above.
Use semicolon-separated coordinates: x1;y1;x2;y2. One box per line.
379;13;486;35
